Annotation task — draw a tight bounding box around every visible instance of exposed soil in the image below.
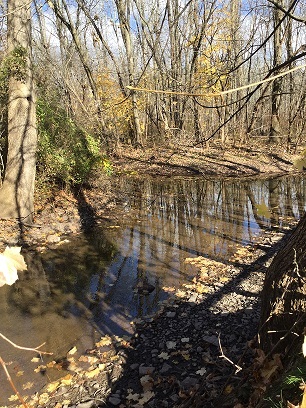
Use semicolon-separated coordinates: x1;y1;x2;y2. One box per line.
0;145;303;408
110;145;300;178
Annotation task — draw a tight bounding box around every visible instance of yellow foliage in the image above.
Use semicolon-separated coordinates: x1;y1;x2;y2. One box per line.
96;69;133;135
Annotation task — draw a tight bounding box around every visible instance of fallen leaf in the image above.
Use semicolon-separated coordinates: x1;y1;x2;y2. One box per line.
196;367;207;376
224;384;233;394
0;247;27;287
166;341;176;350
138;391;155;405
38;393;50;404
31;357;40;363
61;374;73;385
96;336;112;347
158;352;170;360
22;382;34;390
126;391;140;401
34;364;46;373
176;290;187;298
140;375;153;391
196;283;209;293
85;367;100;378
8;395;19;402
47;381;60;392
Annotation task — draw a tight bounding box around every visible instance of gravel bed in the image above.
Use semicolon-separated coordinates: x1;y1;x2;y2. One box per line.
27;228;293;408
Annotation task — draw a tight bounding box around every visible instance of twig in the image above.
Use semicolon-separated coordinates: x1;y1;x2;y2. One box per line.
218;332;242;374
0;355;28;408
0;332;53;355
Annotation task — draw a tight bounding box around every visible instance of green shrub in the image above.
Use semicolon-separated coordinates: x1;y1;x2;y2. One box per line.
36;98;110;186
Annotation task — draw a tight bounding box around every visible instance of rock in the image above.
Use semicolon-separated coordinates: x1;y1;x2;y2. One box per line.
202;335;219;346
76;401;96;408
170;394;179;402
166;311;176;318
46;233;61;243
188;293;198;303
108;396;121;406
139;365;155;375
130;363;139;370
160;363;172;374
166;341;176;349
180;376;199;392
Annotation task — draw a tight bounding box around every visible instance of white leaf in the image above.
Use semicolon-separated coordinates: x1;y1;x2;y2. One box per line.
0;247;27;287
3;247;27;271
196;367;207;376
166;341;176;350
126;392;139;401
303;335;306;357
158;352;170;360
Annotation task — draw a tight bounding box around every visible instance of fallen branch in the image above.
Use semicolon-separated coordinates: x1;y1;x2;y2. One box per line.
0;332;53;355
218;332;242;374
0;355;28;408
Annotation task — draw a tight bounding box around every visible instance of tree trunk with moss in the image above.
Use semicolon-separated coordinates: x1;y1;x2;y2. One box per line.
0;0;37;223
259;213;306;355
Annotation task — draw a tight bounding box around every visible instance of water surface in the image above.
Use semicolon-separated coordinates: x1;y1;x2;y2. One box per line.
1;174;306;403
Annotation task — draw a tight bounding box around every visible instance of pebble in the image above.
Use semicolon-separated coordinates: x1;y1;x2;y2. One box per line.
108;396;121;406
76;402;96;408
138;365;155;375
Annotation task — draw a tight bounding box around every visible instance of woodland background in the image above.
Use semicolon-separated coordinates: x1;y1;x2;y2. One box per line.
1;0;306;191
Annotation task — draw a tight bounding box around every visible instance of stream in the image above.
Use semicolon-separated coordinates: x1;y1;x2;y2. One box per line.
1;174;306;403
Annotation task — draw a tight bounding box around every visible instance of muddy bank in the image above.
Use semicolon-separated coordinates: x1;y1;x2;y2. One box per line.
110;145;300;178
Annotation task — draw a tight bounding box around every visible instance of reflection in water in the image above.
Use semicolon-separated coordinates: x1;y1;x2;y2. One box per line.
1;174;306;403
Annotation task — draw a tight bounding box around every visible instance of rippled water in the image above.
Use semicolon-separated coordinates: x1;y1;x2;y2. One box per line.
1;174;306;403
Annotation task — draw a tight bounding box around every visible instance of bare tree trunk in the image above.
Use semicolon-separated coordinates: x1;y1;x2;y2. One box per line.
269;2;283;143
0;0;37;223
115;0;143;146
259;213;306;355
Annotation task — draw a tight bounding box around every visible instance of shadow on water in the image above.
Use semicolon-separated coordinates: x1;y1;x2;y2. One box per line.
0;174;306;404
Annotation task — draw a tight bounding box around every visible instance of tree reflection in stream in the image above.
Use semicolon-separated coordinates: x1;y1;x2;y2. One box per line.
1;174;306;404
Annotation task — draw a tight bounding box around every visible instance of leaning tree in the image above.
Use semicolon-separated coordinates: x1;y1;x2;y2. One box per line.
259;212;306;355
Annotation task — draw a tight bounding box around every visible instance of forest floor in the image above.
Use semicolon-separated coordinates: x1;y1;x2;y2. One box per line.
0;144;304;408
110;144;300;178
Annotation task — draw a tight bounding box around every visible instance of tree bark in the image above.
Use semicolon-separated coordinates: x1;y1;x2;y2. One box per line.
259;213;306;355
269;1;283;143
0;0;37;224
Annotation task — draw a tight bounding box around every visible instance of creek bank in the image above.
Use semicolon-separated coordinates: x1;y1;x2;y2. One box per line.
24;225;295;408
110;145;300;178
